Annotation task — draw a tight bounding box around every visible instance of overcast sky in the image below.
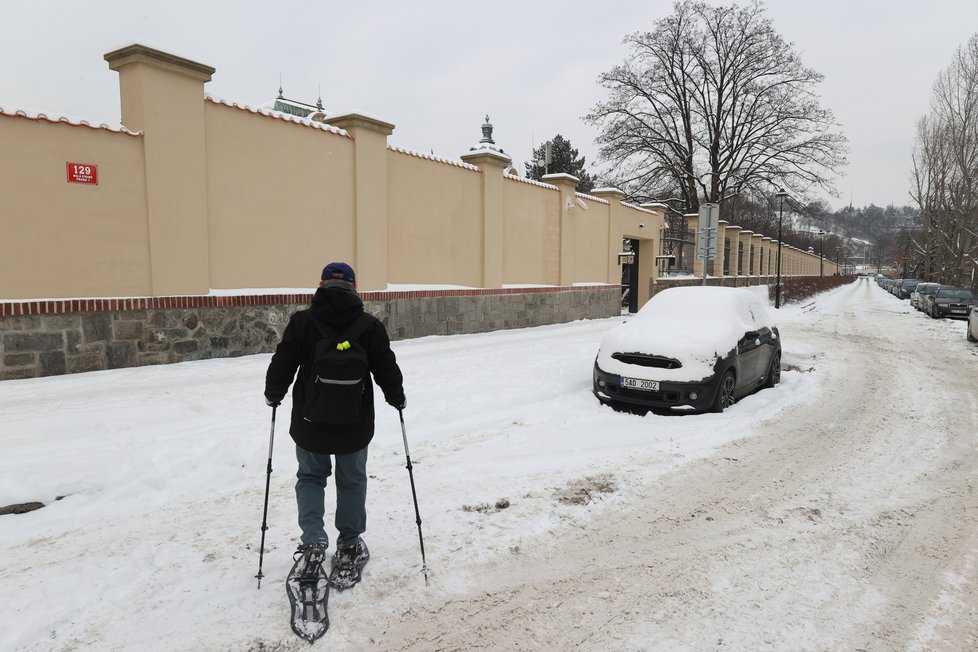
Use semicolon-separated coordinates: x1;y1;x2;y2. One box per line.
3;0;977;210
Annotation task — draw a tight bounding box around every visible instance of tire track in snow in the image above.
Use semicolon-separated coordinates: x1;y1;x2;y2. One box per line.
356;279;978;651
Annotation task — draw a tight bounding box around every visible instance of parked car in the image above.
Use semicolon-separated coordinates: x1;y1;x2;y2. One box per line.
927;287;978;319
968;308;978;343
592;286;781;414
911;282;940;310
895;278;923;300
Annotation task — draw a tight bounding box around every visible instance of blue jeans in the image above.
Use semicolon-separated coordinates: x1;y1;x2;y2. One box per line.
295;445;368;548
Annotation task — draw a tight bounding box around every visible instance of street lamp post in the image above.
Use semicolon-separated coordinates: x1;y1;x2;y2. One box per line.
817;230;825;277
774;188;788;309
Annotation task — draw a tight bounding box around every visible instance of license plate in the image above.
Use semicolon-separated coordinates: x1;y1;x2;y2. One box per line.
952;309;966;314
621;377;659;391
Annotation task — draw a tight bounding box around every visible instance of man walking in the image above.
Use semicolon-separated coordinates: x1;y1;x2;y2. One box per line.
265;262;405;589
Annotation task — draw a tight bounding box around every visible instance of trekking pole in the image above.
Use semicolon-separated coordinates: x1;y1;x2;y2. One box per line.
398;409;429;585
255;405;277;589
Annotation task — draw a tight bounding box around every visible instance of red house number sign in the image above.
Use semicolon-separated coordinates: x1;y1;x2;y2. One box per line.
66;162;98;185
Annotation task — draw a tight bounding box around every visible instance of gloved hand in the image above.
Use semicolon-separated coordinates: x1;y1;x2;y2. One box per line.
391;397;406;411
265;396;281;408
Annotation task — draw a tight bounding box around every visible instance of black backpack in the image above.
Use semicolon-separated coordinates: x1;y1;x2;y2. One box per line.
302;313;374;425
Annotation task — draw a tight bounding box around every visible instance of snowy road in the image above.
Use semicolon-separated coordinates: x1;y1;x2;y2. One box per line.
368;278;978;651
2;278;976;650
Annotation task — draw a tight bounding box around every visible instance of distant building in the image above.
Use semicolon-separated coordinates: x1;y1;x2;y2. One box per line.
265;86;325;121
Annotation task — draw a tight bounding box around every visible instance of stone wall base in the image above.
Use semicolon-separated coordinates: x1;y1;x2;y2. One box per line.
0;286;620;380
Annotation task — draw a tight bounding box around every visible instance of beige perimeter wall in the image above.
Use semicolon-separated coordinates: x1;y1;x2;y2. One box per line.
0;43;830;303
388;150;484;287
0;117;150;298
204;100;356;290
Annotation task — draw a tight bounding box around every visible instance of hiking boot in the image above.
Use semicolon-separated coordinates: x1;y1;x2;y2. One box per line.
294;540;328;580
330;537;369;590
334;539;363;570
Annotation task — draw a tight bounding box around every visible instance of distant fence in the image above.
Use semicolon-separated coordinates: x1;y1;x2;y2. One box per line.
650;274;855;304
774;275;856;304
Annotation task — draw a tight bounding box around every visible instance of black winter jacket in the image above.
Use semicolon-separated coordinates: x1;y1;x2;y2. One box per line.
264;286;405;454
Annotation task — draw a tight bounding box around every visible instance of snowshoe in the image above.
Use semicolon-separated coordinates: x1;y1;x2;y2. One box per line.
286;543;330;642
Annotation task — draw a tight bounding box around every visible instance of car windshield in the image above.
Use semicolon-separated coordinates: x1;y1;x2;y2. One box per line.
937;289;976;299
919;284;939;294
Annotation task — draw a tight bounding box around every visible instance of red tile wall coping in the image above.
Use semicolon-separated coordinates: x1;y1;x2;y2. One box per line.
0;286;620;317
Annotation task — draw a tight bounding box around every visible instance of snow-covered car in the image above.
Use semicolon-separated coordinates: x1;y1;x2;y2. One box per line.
968;307;978;343
592;286;781;414
912;282;940;310
927;287;977;319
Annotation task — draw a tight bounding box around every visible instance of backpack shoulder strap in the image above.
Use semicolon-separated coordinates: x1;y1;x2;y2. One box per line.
338;313;375;345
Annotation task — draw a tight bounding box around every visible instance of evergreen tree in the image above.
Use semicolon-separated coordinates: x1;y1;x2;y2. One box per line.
524;135;597;193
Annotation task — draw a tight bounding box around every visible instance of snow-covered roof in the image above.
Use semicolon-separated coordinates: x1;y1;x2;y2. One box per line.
267;97;318;117
204;95;350;138
0;106;140;136
388;145;481;172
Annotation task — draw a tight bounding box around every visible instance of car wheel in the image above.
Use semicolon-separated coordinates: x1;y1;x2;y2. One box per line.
711;370;736;413
968;329;977;343
764;351;782;388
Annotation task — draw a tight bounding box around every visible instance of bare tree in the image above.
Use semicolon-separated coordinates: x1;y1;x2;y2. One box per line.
586;0;848;216
910;34;978;288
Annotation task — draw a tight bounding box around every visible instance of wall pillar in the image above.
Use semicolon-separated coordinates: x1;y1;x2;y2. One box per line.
762;239;770;280
329;113;395;291
632;203;666;306
105;44;214;295
716;221;728;280
752;234;764;282
591;187;626;284
740;231;755;278
461;149;511;288
542;173;581;286
725;226;742;282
